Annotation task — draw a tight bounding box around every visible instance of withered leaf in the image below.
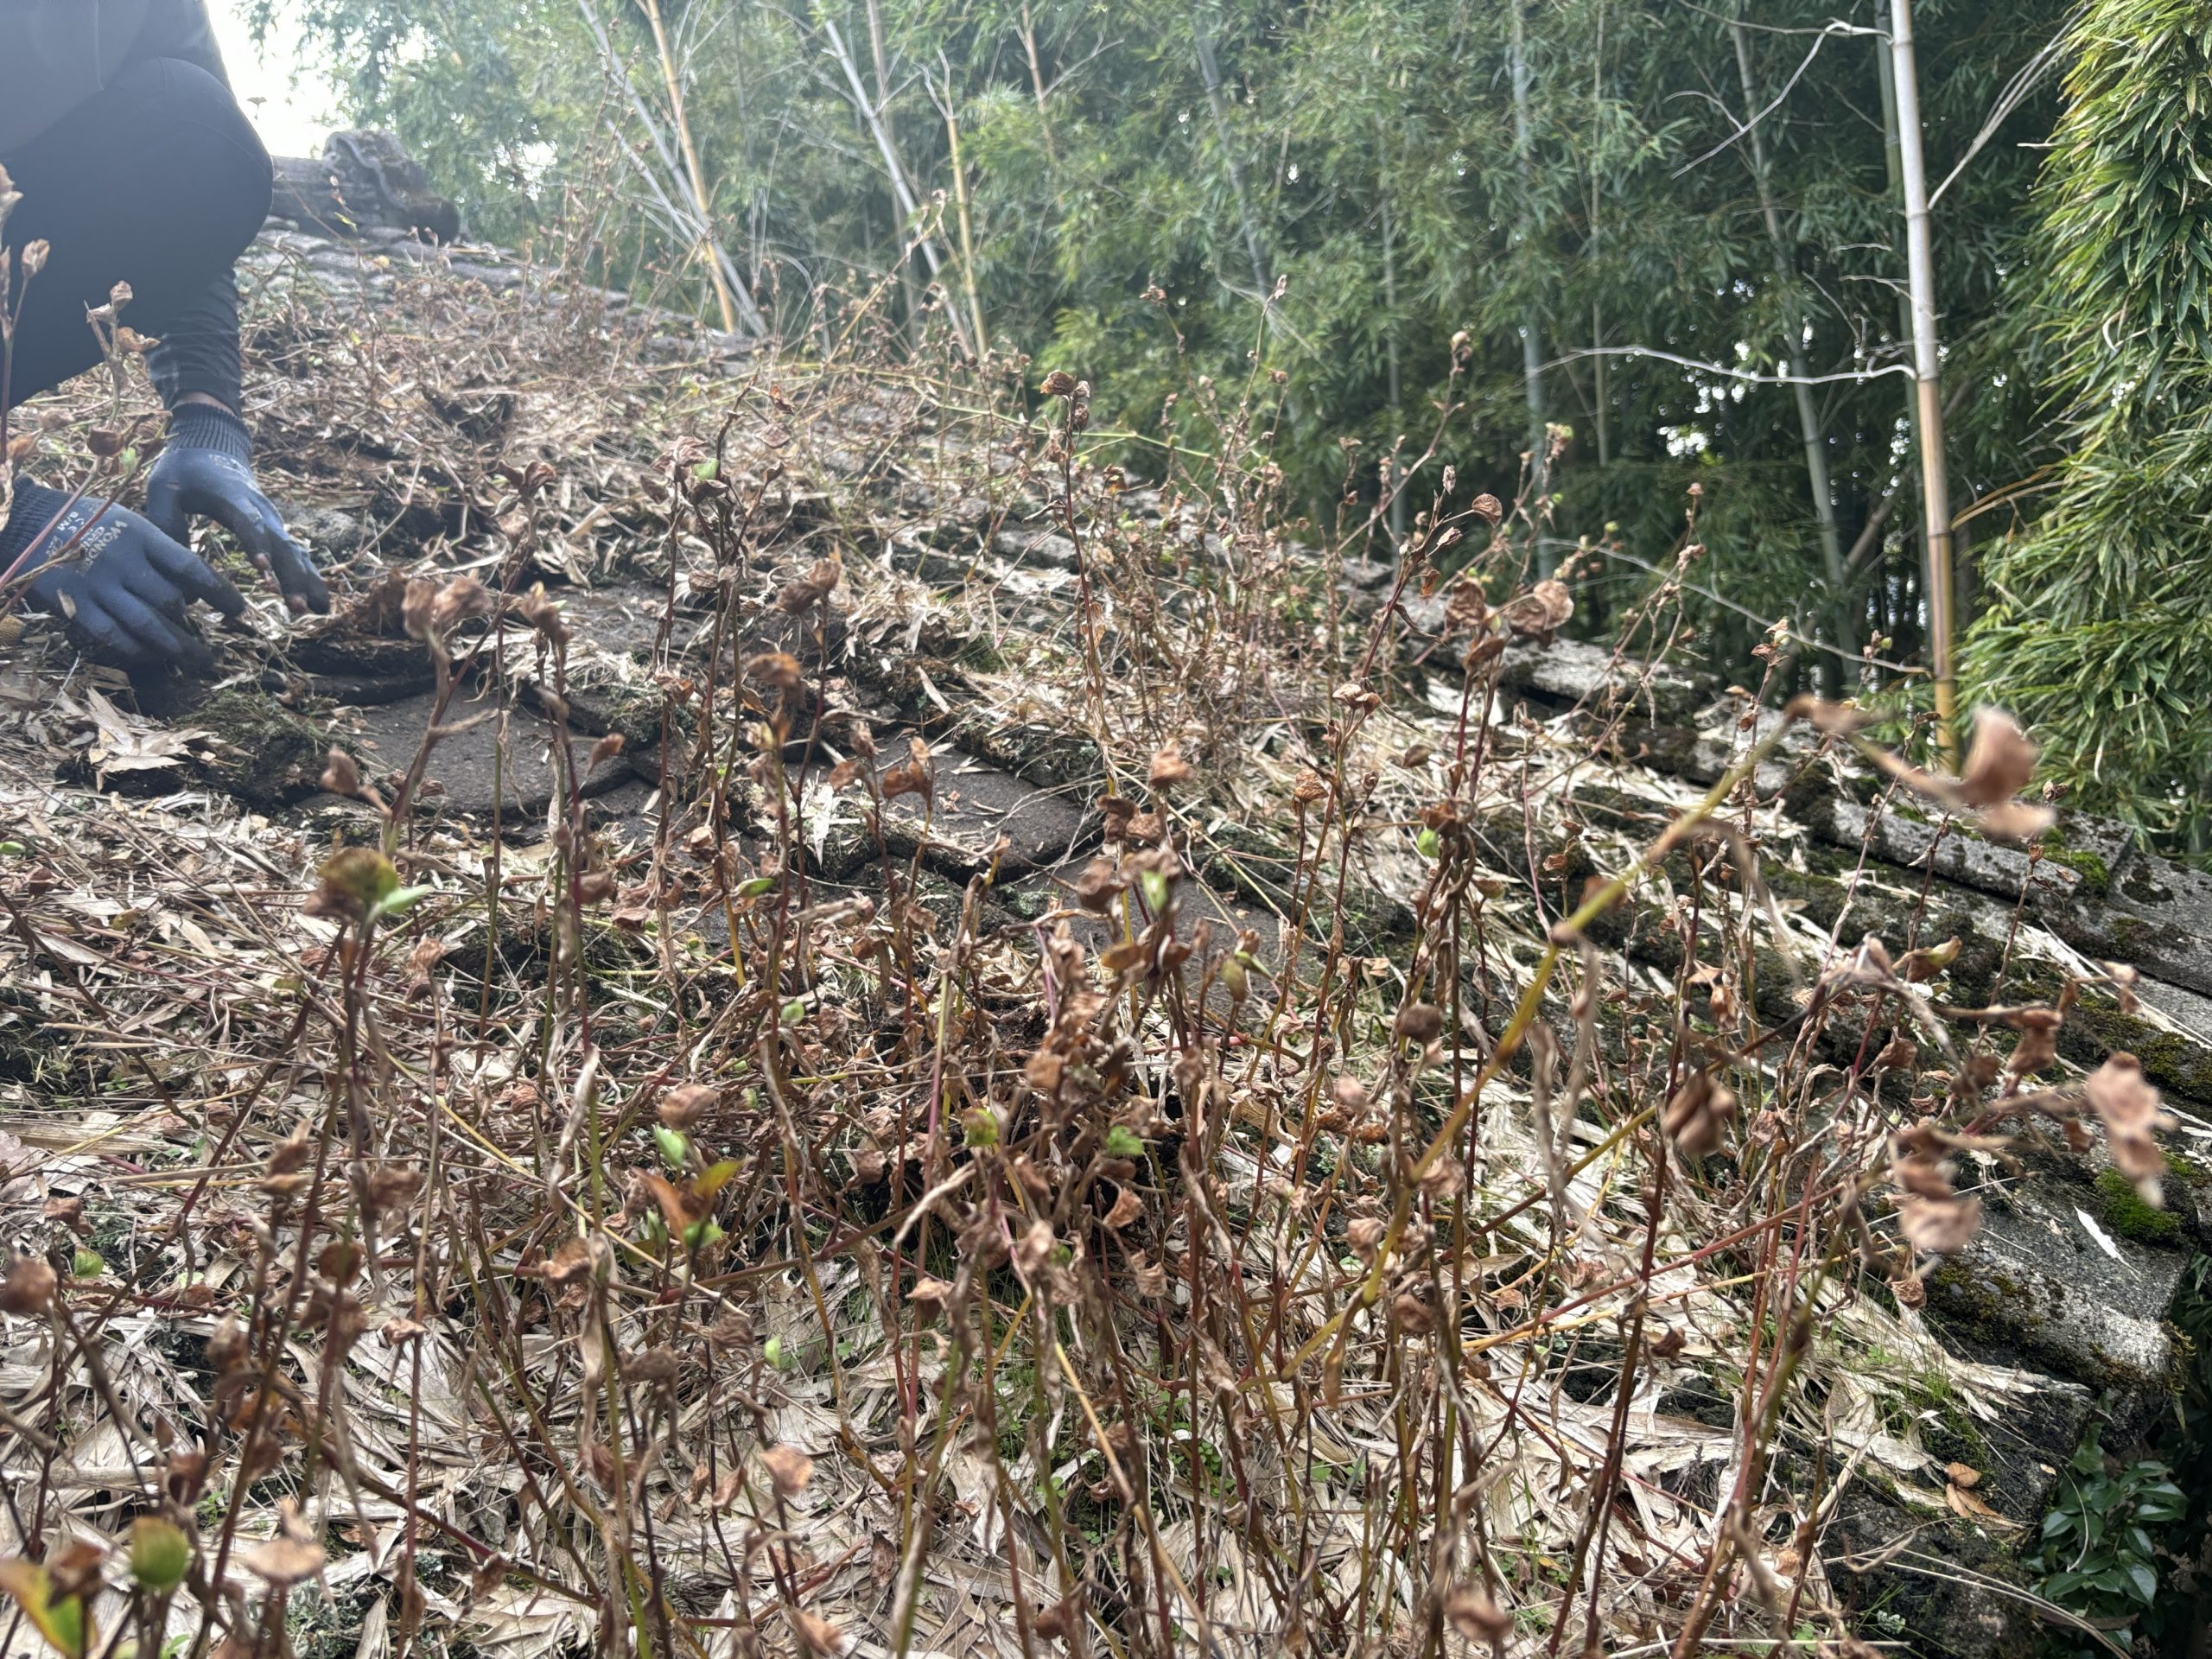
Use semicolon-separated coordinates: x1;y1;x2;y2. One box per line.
240;1535;325;1586
1446;1586;1512;1643
2086;1053;2169;1202
1944;1478;2017;1529
1897;1194;1983;1255
761;1444;814;1499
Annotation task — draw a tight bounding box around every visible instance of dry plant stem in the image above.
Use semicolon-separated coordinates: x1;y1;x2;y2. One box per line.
1670;1221;1859;1659
1562;1126;1670;1655
1052;390;1128;779
1282;709;1802;1382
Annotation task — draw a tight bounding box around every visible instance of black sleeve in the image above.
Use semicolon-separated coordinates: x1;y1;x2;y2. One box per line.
137;1;250;415
146;275;246;415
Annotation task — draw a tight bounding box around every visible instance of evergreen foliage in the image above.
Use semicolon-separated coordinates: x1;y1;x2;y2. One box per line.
1962;0;2212;848
257;0;2212;847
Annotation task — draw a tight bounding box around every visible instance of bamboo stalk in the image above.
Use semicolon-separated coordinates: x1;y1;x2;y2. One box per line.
1510;0;1552;533
937;77;988;355
577;0;766;335
636;0;741;338
1732;13;1854;694
1191;4;1271;303
817;14;976;359
1889;0;1959;763
1590;3;1611;468
1020;5;1057;162
865;0;925;343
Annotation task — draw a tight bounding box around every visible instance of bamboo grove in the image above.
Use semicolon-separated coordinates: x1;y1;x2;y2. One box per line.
264;0;2212;846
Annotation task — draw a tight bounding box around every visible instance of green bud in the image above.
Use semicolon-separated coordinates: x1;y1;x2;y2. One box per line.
652;1125;690;1169
372;884;433;921
1221;955;1249;1001
682;1217;725;1251
129;1517;191;1592
1105;1126;1145;1160
312;846;397;922
781;999;805;1026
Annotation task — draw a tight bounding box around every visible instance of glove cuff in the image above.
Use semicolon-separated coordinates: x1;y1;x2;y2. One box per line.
0;480;72;575
167;403;253;465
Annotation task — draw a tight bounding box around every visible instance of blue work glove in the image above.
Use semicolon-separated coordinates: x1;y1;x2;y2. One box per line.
0;480;245;672
143;403;329;616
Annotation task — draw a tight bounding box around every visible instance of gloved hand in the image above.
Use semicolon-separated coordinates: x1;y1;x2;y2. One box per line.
143;402;329;616
0;480;246;671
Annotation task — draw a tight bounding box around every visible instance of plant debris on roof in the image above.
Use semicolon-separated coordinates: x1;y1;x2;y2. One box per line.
0;194;2209;1659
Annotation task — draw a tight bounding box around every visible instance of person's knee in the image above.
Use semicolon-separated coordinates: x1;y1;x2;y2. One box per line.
108;58;273;250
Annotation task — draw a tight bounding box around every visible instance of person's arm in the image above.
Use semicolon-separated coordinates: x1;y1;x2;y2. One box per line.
137;0;247;418
145;271;246;416
128;2;327;613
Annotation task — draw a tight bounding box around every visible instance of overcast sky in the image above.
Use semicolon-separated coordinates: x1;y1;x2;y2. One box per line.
207;2;340;158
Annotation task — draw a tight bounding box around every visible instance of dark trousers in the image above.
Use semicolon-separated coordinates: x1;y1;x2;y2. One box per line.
1;55;269;411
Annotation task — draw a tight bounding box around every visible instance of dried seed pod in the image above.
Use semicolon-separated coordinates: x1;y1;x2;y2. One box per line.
1391;1292;1436;1335
1147;743;1192;790
1446;1586;1511;1644
1072;857;1126;912
1663;1074;1737;1160
1501;577;1574;638
1896;1194;1983;1255
746;652;803;692
776;554;842;613
1394;1001;1444;1046
2087;1053;2170;1203
761;1445;813;1499
659;1084;716;1129
0;1255;56;1315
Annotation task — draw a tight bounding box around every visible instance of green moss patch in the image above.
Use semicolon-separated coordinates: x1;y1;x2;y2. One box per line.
2096;1166;2184;1245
